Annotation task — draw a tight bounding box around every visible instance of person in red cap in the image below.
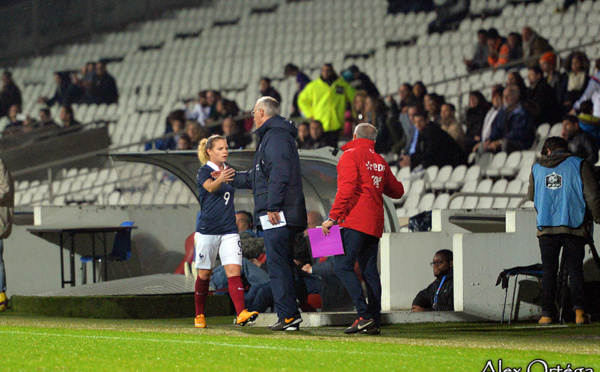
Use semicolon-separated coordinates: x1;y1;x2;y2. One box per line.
540;51;567;112
322;123;404;335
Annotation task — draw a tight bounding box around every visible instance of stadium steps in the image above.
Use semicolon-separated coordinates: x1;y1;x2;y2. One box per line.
10;274;232;319
251;310;486;328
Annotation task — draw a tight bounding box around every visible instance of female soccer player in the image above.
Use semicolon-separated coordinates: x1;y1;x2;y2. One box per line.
194;135;258;328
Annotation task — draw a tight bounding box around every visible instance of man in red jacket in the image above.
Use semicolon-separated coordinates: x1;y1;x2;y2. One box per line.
322;123;405;335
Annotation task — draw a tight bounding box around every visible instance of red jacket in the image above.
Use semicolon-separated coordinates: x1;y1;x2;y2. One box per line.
328;138;404;238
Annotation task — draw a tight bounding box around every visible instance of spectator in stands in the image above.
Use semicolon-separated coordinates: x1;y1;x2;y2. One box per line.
298;63;356;145
284;63;311;117
236;211;256;238
385;84;418;152
0;71;22;118
494;32;523;68
295;121;311;149
486;85;535;153
486;28;506;68
2;104;23;137
563;52;590;111
38;72;78;107
506;70;528;100
573;62;600;118
412;249;454;312
399;109;465;169
424;93;443;123
387;0;434;14
22;116;37;134
206;90;222;122
464;29;489;72
348;90;368;137
400;104;420;155
396;83;418;113
561;115;599;165
186;90;211;126
259;77;282;104
214;98;240;122
177;134;192;150
222;117;250;150
577;100;600;144
465;91;491;150
521;27;553;67
427;0;469;34
145;110;185;151
38;108;60;131
539;52;567;108
525;66;559;127
89;61;118;104
185;120;206;149
364;95;398;154
528;136;599;325
473;89;503;153
59;105;82;129
440;103;466;151
412;81;427;106
308;119;328;149
342;65;380;98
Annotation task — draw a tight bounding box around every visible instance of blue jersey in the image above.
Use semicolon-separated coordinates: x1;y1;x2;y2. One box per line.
196;163;238;235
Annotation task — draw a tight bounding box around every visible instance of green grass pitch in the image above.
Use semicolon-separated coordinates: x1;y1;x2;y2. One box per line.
1;312;599;371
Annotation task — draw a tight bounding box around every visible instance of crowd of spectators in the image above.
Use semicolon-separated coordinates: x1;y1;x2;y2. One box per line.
0;60;119;141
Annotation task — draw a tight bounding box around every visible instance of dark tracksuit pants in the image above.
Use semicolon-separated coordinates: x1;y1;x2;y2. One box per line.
333;228;381;326
263;225;303;319
538;234;586;317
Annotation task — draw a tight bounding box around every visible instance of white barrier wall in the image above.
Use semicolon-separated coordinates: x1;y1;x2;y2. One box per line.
382;208;600;321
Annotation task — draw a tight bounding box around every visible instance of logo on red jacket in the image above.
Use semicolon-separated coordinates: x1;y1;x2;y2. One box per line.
366;161;385;172
371;175;382;188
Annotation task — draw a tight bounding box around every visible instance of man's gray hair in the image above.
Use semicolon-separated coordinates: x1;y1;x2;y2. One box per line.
354;123;378;141
256;96;280;117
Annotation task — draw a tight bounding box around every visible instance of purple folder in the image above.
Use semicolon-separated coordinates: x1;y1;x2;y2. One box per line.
307;225;345;258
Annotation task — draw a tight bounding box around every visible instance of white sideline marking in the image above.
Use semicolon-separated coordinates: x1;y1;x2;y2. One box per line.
0;330;415;358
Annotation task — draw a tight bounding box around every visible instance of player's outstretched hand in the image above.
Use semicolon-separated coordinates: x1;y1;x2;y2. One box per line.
216;168;235;183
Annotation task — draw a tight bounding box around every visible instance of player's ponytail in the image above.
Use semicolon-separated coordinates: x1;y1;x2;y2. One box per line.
198;138;209;164
197;135;226;165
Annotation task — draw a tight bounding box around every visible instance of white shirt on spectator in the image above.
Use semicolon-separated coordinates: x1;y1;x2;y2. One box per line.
186;103;211;126
481;106;501;142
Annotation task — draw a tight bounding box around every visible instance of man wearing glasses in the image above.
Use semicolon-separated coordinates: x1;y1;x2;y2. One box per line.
233;97;307;331
411;249;454;312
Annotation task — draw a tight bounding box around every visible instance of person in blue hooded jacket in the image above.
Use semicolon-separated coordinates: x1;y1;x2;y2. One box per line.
231;96;308;331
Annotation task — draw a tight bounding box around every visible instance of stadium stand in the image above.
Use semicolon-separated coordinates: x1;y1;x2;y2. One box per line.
2;0;600;223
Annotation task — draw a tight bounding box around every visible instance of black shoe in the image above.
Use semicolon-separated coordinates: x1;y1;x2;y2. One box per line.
269;316;302;331
344;317;375;334
360;327;380;335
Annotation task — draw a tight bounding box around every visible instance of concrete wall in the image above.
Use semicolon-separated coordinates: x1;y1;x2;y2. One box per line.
4;205;198;296
383;208;600;320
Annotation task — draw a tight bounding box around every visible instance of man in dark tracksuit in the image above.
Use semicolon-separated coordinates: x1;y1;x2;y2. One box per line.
528;136;600;325
412;249;454;312
232;96;307;331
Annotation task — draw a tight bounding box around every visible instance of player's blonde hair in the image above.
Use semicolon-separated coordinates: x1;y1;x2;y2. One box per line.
197;135;226;164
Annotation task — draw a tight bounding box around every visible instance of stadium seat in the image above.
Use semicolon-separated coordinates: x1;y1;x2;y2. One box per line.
499;151;522;178
430;165;453;192
446;165;476;192
485;152;508;178
432;193;450;209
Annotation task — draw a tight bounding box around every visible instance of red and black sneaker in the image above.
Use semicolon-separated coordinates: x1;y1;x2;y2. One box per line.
344;317;375;334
